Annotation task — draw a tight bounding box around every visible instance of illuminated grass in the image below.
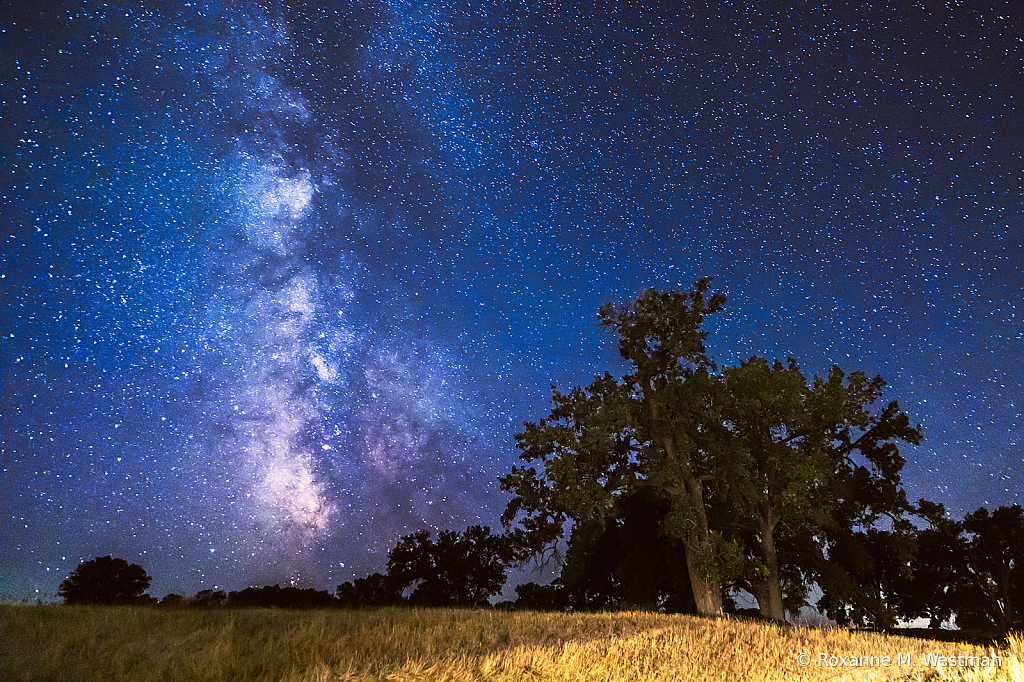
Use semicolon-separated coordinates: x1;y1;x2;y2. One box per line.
0;605;1017;681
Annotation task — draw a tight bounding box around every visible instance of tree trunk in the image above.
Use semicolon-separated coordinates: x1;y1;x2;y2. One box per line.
999;563;1015;632
650;395;723;616
680;474;724;616
757;512;786;622
683;538;723;616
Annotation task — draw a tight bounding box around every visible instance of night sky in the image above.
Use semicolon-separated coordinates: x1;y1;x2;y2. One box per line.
2;1;1021;603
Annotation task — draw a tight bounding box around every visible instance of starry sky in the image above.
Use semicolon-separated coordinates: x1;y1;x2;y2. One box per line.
2;0;1021;602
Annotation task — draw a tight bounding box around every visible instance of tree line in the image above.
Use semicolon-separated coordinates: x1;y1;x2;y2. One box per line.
55;501;1023;636
57;525;512;611
56;281;1022;637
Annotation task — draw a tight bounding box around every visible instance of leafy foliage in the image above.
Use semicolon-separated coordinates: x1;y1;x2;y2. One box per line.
718;357;921;622
815;528;916;629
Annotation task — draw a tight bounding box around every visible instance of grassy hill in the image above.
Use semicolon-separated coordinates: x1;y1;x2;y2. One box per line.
1;605;1018;681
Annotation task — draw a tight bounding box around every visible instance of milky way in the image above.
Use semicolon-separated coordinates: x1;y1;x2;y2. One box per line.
2;1;1022;601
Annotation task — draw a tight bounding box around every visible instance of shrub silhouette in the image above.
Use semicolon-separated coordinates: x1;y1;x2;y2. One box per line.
58;556;152;605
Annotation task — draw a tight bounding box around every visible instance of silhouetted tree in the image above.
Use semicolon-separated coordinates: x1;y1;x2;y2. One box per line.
556;517;625;611
158;593;187;608
192;589;227;608
58;556;152;605
386;525;513;607
512;582;564;611
899;502;1023;635
896;500;966;629
227;585;337;608
553;488;696;612
956;504;1024;634
814;527;918;629
336;572;404;608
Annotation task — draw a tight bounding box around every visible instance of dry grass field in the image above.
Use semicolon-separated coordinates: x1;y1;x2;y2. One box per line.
1;605;1019;682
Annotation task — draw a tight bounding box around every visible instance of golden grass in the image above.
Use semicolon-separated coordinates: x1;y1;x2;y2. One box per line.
0;605;1017;682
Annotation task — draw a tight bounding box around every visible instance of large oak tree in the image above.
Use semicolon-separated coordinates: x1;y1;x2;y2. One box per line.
501;280;921;621
502;280;736;616
719;357;921;621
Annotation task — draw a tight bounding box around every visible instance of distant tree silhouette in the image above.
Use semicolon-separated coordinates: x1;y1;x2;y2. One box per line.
336;572;403;608
897;500;967;629
386;525;513;607
192;589;227;608
512;582;564;611
58;556;152;605
158;593;187;608
886;501;1024;636
227;585;336;608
